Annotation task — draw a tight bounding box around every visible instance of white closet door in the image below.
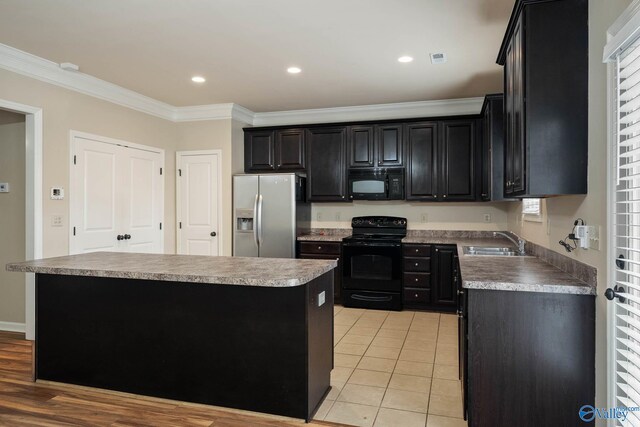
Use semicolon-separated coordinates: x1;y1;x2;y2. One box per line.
121;148;163;253
177;152;221;256
71;137;123;254
71;134;164;255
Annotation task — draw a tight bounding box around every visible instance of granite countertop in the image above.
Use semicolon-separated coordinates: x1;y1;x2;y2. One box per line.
298;231;594;295
297;231;351;242
6;252;337;287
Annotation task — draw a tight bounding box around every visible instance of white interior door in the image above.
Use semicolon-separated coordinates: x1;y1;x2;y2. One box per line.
70;133;164;255
177;151;221;256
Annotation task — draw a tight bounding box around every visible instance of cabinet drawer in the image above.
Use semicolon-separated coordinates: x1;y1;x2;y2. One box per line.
404;257;431;272
299;241;341;255
403;244;431;257
404;288;430;304
404;273;430;288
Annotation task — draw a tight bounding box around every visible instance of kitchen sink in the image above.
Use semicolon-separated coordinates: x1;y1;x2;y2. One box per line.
462;246;524;256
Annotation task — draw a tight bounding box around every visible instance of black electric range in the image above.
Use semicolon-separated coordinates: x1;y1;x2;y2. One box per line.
341;216;407;311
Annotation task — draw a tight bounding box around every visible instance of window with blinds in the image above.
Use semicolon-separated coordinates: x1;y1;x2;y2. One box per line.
613;36;640;422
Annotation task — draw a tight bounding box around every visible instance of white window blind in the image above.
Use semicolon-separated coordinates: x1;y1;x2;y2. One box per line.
522;198;541;215
613;36;640;425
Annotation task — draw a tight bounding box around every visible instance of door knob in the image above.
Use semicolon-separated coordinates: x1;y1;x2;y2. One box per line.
117;235;124;241
124;234;131;240
210;231;217;237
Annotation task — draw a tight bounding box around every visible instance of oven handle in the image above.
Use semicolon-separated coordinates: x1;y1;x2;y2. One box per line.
351;294;394;302
342;242;401;248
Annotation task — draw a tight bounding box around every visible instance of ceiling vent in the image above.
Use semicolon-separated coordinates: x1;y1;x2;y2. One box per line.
429;53;447;64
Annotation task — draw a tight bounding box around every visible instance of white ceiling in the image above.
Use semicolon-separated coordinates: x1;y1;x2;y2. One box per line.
0;0;515;112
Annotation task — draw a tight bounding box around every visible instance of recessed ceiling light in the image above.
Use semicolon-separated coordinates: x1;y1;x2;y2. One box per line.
398;56;414;63
287;67;302;74
191;76;206;83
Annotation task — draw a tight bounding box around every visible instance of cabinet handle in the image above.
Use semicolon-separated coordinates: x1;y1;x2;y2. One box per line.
443;195;447;198
415;278;419;282
342;196;345;199
415;249;419;253
481;193;488;197
415;262;419;266
433;195;438;198
318;246;322;250
435;248;439;252
415;293;419;298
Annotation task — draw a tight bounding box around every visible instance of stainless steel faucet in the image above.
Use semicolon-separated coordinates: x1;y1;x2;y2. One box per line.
493;232;526;255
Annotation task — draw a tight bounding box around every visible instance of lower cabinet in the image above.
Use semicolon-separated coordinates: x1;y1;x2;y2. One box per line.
402;243;458;311
298;241;342;302
463;289;595;426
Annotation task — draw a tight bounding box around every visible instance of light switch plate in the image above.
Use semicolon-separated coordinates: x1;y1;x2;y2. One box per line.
51;215;63;227
483;213;491;223
0;183;9;193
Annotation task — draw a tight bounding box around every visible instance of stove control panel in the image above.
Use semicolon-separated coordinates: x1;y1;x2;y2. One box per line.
351;216;407;229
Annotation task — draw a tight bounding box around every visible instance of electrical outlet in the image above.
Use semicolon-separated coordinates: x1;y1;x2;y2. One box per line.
421;213;428;223
50;187;64;200
589;226;600;251
547;218;551;235
335;212;341;221
51;215;63;227
483;213;491;223
316;212;322;221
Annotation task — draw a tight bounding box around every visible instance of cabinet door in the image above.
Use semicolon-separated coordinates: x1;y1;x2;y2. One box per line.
511;14;526;195
406;122;439;201
376;124;403;167
504;38;515;196
439;120;477;201
481;104;491;201
432;245;458;308
275;129;305;171
306;127;348;202
348;126;375;168
244;130;275;172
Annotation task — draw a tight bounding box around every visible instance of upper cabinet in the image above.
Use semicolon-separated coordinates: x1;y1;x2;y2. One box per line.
480;94;511;201
498;0;588;197
306;127;349;202
244;129;305;172
406;119;479;202
348;124;403;168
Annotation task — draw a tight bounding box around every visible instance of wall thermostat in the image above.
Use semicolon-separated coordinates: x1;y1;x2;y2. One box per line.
50;187;64;200
0;183;9;193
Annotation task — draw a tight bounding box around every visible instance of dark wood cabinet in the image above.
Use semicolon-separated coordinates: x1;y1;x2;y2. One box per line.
464;289;595;426
376;124;403;167
276;129;305;170
499;0;587;197
480;94;511;201
406;119;478;202
244;130;276;172
348;124;403;168
406;122;438;201
402;243;457;311
244;129;305;172
348;126;375;167
306;127;348;202
440;120;478;201
298;241;342;302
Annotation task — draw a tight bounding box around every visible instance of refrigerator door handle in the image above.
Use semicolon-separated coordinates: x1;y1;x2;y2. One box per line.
253;194;260;248
257;194;264;246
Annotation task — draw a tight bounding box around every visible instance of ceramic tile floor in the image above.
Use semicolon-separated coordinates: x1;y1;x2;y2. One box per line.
314;306;467;427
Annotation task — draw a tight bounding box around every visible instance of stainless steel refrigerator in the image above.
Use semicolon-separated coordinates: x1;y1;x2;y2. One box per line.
233;173;310;258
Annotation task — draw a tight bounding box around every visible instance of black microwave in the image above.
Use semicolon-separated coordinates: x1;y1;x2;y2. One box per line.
348;168;404;200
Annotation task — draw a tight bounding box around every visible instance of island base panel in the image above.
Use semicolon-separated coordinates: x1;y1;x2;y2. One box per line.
36;273;333;421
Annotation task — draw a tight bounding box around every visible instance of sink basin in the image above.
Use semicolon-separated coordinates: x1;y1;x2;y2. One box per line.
463;246;523;256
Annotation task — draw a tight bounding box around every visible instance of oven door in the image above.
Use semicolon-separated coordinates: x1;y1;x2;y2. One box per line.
342;241;402;291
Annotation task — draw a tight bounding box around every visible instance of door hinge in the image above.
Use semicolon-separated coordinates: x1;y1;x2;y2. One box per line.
160;167;163;175
179;169;182;177
159;222;162;230
179;222;182;229
73;226;76;236
73;155;77;165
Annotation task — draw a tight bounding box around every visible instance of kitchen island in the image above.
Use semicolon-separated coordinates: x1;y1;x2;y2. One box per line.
6;252;337;422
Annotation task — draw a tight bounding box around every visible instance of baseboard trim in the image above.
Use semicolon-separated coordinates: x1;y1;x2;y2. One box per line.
0;321;26;333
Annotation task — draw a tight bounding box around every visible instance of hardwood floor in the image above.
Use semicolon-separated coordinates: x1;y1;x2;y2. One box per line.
0;332;343;426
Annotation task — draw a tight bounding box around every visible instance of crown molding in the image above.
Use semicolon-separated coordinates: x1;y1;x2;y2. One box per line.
251;97;484;127
0;43;484;126
0;43;176;119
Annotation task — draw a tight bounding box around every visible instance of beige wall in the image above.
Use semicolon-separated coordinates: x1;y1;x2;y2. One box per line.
506;0;632;417
0;68;179;258
313;201;511;230
0;110;26;324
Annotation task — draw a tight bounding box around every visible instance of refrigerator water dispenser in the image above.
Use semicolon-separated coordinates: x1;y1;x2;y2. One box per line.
236;209;254;232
